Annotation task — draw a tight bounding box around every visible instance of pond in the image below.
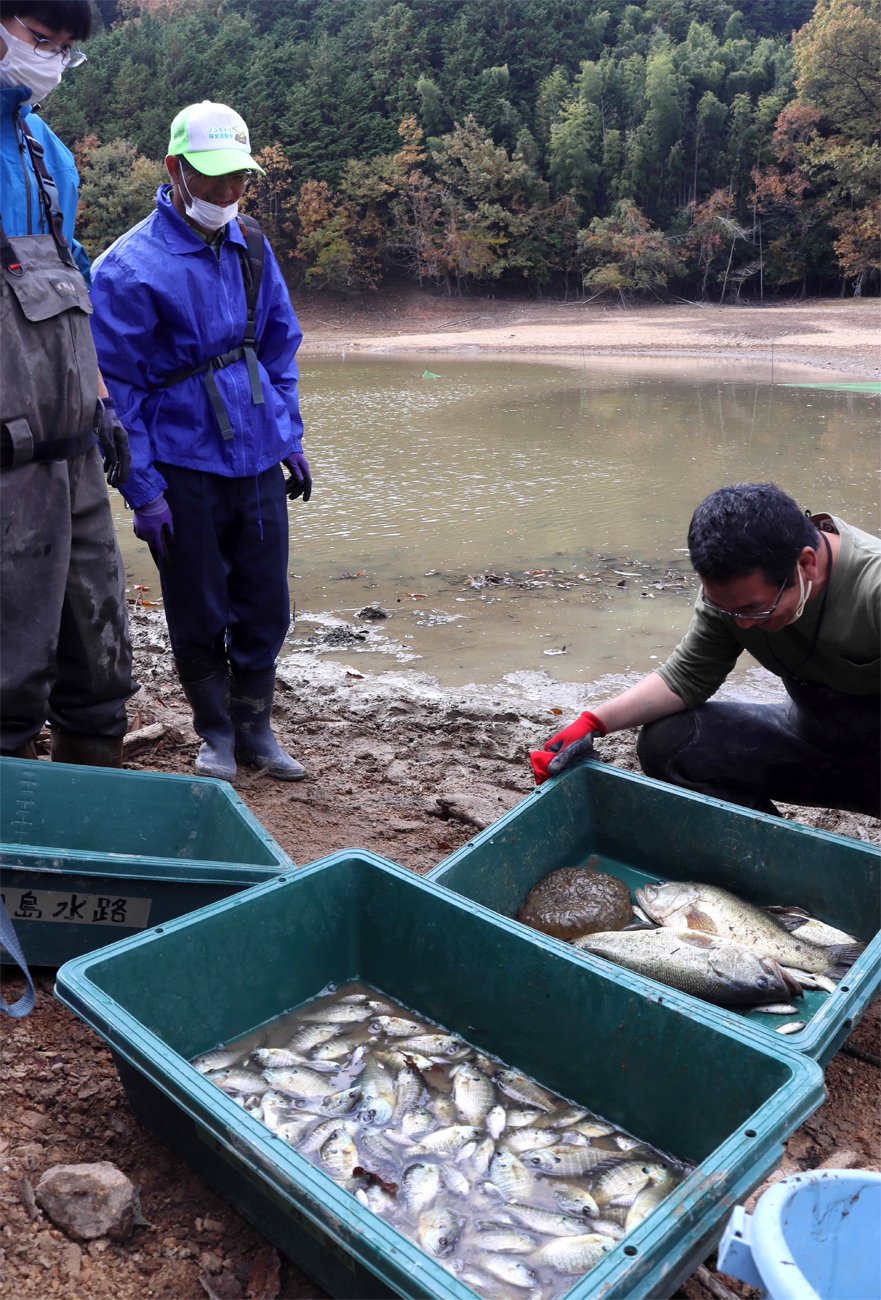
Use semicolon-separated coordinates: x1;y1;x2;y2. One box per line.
113;354;879;691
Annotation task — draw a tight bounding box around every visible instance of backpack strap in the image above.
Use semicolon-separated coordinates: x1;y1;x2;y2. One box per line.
235;213;265;409
19;119;76;269
158;215;265;440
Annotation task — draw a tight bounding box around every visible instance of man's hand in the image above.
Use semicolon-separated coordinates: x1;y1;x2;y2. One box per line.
95;398;131;488
529;710;607;785
283;453;312;502
133;494;174;560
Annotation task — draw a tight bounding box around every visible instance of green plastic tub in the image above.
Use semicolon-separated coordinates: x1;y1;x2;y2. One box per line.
428;761;881;1066
55;851;824;1300
0;757;293;967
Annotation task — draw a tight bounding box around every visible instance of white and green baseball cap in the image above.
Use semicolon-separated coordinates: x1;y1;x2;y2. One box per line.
167;101;265;176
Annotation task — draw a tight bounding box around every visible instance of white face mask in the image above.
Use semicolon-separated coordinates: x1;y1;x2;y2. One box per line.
178;168;238;231
0;26;64;103
788;565;813;624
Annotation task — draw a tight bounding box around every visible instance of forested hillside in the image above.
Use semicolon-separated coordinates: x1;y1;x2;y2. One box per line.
50;0;880;298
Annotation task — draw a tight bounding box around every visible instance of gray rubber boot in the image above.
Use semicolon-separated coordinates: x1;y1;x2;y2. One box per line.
176;661;237;781
230;668;306;781
50;730;123;767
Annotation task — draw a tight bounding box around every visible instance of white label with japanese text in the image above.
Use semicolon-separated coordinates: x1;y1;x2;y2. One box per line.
1;887;152;929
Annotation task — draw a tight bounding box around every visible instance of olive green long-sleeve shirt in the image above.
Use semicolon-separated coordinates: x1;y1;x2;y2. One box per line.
657;515;881;708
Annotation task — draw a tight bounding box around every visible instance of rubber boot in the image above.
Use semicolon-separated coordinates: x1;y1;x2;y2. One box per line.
230;668;306;781
50;729;123;767
176;662;237;781
0;739;38;759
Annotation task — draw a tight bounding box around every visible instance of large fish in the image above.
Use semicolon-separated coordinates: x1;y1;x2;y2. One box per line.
572;928;803;1006
635;881;861;976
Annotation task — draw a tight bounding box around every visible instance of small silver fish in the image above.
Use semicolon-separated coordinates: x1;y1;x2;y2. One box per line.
507;1204;589;1237
488;1149;533;1200
207;1067;268;1096
370;1015;425;1037
192;1048;246;1074
401;1162;440;1214
776;1021;808;1034
531;1232;613;1273
419;1125;482;1156
319;1127;358;1179
485;1105;507;1140
262;1066;332;1099
417;1207;463;1257
473;1253;538;1289
471;1229;537;1254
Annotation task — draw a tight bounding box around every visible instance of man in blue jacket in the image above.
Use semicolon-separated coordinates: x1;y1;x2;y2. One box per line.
0;0;135;766
91;101;311;782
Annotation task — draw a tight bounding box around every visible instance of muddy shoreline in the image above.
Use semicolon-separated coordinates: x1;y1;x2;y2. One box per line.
2;294;879;1300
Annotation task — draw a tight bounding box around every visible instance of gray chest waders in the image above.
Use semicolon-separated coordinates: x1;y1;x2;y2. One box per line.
0;122;98;470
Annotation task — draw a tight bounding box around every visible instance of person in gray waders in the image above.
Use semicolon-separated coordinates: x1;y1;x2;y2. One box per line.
0;0;135;766
531;483;880;820
90;101;309;782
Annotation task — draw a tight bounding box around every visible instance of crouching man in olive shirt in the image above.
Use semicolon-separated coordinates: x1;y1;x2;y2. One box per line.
531;482;880;819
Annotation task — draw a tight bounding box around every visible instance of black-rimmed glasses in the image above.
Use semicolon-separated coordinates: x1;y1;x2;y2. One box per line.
13;15;87;67
700;572;790;621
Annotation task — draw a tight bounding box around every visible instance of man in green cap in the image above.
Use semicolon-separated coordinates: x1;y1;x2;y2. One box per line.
91;102;312;782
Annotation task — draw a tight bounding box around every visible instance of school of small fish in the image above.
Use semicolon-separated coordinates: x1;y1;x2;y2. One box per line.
193;984;689;1299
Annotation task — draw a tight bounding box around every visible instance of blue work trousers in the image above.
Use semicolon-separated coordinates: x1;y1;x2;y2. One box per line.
153;463;291;674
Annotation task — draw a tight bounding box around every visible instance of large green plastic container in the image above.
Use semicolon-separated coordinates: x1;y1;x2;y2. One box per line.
428;761;881;1065
55;851;824;1300
0;757;292;967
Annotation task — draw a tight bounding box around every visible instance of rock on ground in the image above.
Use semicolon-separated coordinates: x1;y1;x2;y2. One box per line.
35;1162;136;1241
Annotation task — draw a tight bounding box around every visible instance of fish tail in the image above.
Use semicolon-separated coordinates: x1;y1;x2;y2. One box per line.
829;942;865;973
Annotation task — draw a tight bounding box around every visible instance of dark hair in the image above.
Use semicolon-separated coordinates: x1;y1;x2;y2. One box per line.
0;1;93;40
687;483;820;587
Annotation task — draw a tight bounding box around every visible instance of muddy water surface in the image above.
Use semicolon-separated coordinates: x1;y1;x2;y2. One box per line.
112;356;879;690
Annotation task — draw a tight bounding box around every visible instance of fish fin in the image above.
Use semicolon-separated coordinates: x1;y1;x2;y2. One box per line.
623;921;658;931
766;910;808;934
680;931;716;950
685;908;718;934
830;942;865;971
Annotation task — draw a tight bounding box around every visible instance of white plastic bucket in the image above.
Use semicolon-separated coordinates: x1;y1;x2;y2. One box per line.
718;1169;881;1300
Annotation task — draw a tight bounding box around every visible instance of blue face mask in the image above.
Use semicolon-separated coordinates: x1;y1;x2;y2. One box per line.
0;26;64;103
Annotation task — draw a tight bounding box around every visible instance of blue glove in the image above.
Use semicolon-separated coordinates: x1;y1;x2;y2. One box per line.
283;453;312;502
133;493;174;560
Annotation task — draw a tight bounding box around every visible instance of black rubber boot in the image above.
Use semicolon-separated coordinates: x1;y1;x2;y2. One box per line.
230;668;305;781
50;730;123;767
176;661;237;781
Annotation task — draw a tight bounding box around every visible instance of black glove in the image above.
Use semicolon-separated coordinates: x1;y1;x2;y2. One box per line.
95;398;131;489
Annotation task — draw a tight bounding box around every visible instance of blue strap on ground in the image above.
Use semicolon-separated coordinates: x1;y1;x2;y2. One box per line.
0;895;36;1017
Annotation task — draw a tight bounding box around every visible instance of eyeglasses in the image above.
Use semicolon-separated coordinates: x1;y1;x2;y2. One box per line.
183;163;251;189
13;15;87;67
700;572;790;621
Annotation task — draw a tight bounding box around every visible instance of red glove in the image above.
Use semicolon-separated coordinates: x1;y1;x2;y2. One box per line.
530;710;607;785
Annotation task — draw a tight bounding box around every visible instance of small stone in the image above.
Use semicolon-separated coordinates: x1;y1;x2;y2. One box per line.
35;1162;136;1242
61;1242;82;1278
201;1250;223;1273
356;603;390;620
202;1217;224;1233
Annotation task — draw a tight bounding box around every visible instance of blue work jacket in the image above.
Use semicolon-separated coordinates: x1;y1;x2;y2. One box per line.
90;185;304;508
0;86;90;281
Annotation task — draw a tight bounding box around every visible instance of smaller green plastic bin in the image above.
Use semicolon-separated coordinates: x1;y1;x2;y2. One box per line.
428;761;881;1066
0;757;293;967
55;851;824;1300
